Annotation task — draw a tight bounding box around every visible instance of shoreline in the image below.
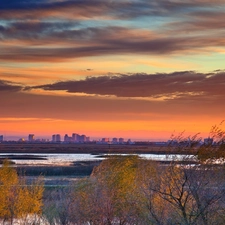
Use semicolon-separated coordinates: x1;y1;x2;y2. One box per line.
0;143;197;154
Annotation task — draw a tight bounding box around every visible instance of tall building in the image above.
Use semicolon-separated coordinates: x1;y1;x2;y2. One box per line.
0;135;3;142
80;135;87;143
52;134;56;142
64;134;69;142
119;138;124;144
56;134;61;143
112;138;118;144
62;133;90;143
102;138;110;143
28;134;35;142
52;134;61;143
86;137;90;142
72;133;79;142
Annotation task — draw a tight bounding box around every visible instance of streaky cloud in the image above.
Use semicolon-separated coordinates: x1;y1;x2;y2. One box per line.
0;80;23;92
32;71;225;99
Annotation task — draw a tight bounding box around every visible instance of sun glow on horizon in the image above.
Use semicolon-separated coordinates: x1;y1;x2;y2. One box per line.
0;117;220;141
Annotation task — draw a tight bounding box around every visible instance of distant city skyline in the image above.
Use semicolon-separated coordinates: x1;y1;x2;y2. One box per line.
0;130;217;143
0;131;170;142
0;133;216;147
0;134;152;142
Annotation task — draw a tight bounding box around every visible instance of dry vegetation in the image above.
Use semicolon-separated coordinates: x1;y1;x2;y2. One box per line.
42;155;225;225
0;124;225;224
0;143;197;154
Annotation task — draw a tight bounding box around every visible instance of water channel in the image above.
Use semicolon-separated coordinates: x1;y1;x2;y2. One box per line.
0;153;196;166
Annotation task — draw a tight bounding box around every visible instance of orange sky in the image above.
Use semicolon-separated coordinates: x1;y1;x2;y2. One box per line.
0;1;225;141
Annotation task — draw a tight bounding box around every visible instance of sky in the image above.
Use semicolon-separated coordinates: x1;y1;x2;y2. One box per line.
0;0;225;141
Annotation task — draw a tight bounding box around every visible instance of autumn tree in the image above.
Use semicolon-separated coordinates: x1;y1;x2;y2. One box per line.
91;155;145;224
66;155;145;224
0;160;44;225
70;155;168;224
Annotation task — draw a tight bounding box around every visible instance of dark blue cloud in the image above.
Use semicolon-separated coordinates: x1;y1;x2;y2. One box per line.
0;0;222;20
0;0;48;10
0;21;78;40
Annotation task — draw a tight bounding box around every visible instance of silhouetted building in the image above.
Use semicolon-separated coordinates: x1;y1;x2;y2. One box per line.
28;134;35;142
119;138;124;144
72;133;80;142
101;138;110;143
72;133;77;142
52;135;56;142
86;137;90;142
60;133;91;143
52;134;61;143
127;139;133;144
112;138;118;144
0;135;3;142
18;138;25;142
56;134;61;142
80;135;87;142
64;134;69;143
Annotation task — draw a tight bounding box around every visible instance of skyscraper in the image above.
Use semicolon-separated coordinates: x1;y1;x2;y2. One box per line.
0;135;3;142
64;134;69;143
80;135;86;143
56;134;61;143
72;133;79;142
52;134;56;142
52;134;61;143
119;138;124;144
28;134;35;142
112;138;118;144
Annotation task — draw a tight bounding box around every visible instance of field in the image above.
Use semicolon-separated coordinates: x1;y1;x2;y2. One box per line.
0;142;197;154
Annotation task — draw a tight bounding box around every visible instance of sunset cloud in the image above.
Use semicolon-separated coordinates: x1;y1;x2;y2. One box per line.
32;71;225;100
0;80;23;92
1;1;225;63
1;0;225;140
1;32;225;62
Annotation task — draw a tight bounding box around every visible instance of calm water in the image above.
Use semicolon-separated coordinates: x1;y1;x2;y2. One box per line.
0;153;195;165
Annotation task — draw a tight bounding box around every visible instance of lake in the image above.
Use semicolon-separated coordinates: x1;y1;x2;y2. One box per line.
0;153;196;166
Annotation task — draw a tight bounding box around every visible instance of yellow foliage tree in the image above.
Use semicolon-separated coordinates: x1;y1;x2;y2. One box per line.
0;160;44;225
90;155;157;224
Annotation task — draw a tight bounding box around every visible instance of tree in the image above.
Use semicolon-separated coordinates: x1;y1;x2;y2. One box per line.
197;122;225;163
0;160;44;225
91;155;144;224
68;155;146;224
71;155;167;225
145;133;225;225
